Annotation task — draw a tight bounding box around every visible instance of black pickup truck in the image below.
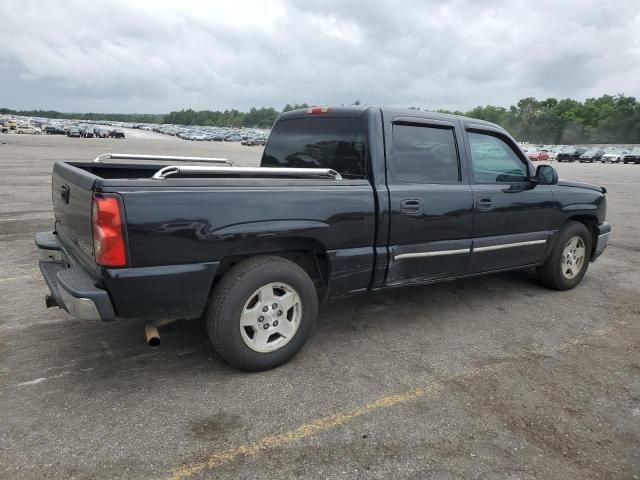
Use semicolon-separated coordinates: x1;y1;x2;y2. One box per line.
36;107;611;371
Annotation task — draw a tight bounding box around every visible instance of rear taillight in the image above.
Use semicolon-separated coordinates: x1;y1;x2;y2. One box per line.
92;194;127;267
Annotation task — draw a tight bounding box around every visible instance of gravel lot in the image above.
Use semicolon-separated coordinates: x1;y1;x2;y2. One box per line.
1;130;638;479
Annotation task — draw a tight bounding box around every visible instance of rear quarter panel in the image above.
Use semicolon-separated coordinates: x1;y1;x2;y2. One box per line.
109;179;377;296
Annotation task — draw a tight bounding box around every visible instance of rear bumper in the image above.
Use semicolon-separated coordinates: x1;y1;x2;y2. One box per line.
592;222;611;261
36;232;116;321
36;231;220;322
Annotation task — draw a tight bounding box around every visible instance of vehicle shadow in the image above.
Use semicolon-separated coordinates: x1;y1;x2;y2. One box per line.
6;268;545;391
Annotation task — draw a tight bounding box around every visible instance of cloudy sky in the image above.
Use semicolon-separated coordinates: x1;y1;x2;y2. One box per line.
1;0;639;113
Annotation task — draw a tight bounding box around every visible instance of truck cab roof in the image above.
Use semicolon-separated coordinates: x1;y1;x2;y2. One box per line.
278;106;505;132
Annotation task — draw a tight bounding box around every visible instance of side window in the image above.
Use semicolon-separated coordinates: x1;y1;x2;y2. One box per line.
468;132;528;183
392;124;460;183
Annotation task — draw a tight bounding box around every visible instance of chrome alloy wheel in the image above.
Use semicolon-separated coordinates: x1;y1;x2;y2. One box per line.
239;282;302;353
561;235;586;280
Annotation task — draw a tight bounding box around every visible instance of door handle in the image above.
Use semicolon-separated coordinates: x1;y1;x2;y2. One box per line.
475;197;493;211
400;199;422;214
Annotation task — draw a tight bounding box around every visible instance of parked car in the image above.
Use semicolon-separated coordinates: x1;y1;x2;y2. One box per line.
109;129;126;138
579;149;605;163
526;149;549;161
95;128;110;138
81;126;95;138
246;136;268;146
622;147;640;164
35;107;610;371
600;149;628;163
1;119;17;132
16;125;42;135
557;147;588;162
67;128;81;138
44;126;67;135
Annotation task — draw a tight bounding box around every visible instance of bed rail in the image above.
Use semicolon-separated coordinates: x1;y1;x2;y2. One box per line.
151;165;343;180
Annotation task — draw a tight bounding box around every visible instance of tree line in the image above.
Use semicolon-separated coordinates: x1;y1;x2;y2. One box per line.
438;94;640;144
163;104;311;128
3;95;640;143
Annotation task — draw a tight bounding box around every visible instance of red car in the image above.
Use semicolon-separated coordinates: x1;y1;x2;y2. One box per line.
527;150;550;161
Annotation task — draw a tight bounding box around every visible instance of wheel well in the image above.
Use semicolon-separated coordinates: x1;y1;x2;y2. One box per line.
212;238;330;298
566;215;598;250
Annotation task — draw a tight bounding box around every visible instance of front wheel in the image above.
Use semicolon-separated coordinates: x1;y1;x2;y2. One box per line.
537;221;592;290
207;256;318;371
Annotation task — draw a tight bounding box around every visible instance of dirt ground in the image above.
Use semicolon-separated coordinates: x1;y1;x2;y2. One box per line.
0;130;638;479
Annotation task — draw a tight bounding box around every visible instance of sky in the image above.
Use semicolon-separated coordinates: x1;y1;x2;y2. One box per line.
1;0;639;113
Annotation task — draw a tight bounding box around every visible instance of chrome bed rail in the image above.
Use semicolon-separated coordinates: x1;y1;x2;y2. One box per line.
151;165;343;180
93;153;235;166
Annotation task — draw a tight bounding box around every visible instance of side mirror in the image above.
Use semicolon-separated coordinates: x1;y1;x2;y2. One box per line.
535;164;558;185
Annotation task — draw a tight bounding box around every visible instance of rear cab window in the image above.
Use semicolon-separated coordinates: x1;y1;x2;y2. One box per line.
261;117;366;179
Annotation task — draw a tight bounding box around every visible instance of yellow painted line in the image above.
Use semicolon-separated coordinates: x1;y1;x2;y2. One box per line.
168;387;426;480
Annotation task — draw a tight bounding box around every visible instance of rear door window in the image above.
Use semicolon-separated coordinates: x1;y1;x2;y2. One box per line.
392;124;460;183
261;117;366;178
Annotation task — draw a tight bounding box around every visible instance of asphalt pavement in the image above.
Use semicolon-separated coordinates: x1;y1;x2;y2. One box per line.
1;130;638;479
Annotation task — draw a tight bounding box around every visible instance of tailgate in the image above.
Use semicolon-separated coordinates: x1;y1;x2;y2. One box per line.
52;162;98;270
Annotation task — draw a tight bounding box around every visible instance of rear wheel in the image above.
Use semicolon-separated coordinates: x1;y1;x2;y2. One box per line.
537;221;592;290
207;256;318;371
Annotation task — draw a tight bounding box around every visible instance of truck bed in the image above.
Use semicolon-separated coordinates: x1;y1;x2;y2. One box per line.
50;160;378;320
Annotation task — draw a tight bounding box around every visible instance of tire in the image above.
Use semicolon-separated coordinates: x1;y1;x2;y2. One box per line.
206;256;318;371
17;131;23;134
537;221;592;290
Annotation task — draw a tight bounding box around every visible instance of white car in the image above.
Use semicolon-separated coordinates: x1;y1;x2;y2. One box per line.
601;149;628;163
16;125;42;135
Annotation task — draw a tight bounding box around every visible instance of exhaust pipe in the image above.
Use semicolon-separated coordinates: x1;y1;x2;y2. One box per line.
144;324;161;348
143;319;177;348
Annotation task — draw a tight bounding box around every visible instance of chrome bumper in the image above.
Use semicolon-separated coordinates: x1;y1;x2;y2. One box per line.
35;232;116;322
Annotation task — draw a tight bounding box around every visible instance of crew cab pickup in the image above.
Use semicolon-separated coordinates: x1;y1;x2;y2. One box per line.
36;107;611;371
